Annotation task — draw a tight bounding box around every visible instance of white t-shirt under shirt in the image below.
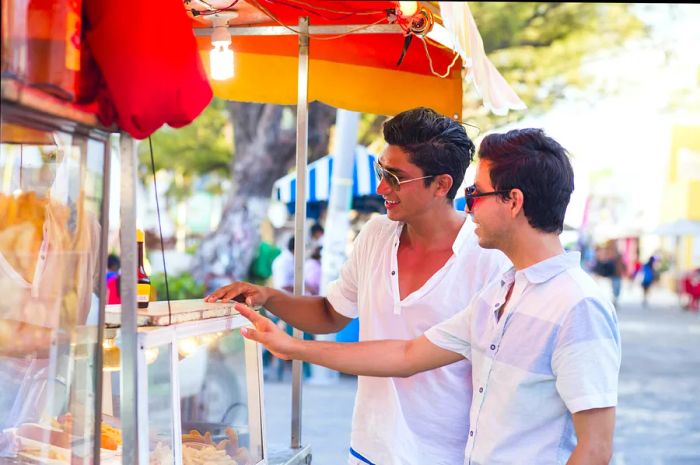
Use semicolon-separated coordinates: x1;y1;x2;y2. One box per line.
326;215;510;465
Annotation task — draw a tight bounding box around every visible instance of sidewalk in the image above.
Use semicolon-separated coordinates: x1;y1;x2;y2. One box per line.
264;375;357;464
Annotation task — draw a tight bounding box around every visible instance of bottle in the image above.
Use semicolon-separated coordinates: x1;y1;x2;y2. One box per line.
136;229;151;309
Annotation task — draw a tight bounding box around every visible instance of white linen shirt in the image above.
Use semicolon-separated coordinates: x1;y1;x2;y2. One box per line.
327;215;510;465
425;252;621;465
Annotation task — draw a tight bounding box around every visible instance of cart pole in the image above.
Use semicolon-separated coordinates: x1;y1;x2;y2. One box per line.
119;134;148;464
291;16;309;451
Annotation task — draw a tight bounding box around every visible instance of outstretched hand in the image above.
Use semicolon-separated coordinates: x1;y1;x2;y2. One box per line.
236;303;299;360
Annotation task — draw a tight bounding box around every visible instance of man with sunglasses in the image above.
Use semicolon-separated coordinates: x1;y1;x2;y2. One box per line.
234;128;621;465
206;107;510;465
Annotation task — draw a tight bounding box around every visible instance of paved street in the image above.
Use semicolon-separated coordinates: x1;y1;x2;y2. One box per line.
264;284;700;465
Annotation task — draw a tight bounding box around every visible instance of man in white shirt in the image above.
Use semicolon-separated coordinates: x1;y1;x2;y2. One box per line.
235;128;621;465
271;236;295;293
206;107;509;465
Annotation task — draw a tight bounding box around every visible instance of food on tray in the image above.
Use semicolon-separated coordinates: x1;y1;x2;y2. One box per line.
101;422;122;451
182;427;253;464
182;443;238;465
149;441;174;465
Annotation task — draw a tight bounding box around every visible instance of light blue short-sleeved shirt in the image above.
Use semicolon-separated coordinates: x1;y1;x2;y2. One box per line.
426;251;621;465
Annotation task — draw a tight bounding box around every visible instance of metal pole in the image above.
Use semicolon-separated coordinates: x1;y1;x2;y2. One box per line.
119;133;146;465
92;133;111;462
291;16;309;450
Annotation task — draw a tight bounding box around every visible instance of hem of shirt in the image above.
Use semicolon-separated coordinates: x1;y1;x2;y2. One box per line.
326;282;359;319
566;391;618;413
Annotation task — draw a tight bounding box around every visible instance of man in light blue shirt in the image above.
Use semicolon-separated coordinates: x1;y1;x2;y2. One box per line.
236;128;621;465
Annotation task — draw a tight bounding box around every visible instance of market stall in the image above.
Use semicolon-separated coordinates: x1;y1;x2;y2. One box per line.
1;1;523;464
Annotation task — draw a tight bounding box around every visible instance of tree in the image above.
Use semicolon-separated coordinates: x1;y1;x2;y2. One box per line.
138;97;233;250
190;3;645;284
464;2;644;130
357;3;645;142
190;102;336;284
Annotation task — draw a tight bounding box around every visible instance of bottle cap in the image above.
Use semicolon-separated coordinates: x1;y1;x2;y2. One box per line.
136;229;145;243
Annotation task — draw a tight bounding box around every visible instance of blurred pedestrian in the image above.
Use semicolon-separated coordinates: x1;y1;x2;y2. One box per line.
106;254;120;283
271;237;295;293
641;256;657;307
304;246;322;296
593;242;625;306
309;222;324;251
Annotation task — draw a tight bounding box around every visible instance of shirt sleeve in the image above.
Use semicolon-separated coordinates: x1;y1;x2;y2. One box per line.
325;219;375;318
424;303;474;359
552;297;622;413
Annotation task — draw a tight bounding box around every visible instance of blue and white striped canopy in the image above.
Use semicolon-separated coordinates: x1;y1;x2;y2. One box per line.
272;145;469;212
273;146;378;204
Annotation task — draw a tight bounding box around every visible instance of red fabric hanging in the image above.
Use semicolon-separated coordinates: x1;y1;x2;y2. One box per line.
84;0;212;139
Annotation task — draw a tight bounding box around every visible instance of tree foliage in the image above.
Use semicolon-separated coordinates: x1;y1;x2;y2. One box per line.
137;97;233;198
464;2;645;130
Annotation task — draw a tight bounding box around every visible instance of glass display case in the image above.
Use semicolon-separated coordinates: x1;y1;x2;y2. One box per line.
0;94;110;464
103;301;266;465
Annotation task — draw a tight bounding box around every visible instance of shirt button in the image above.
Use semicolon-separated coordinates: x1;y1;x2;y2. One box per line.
469;431;474;437
479;387;483;393
490;344;496;350
391;271;396;275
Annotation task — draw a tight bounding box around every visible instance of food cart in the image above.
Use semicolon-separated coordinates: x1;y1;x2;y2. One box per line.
1;1;523;464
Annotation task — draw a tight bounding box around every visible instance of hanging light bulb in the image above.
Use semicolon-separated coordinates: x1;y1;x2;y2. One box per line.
398;1;419;17
210;17;234;80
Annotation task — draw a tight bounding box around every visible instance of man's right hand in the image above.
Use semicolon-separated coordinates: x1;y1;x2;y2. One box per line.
204;281;270;307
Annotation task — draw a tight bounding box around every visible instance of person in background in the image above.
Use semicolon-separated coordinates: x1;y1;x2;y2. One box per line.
248;240;281;285
310;222;324;252
641;256;657;307
594;241;625;307
206;107;510;465
237;128;621;465
271;237;295;293
304;246;323;296
106;254;120;283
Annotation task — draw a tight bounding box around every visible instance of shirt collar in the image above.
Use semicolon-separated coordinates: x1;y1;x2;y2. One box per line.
502;251;581;285
393;214;472;255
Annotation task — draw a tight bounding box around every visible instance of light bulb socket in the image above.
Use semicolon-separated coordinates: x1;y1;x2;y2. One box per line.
211;26;231;45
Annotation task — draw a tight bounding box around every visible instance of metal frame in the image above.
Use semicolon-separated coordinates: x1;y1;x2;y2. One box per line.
291;16;309;451
193;23;403;37
125;316;266;465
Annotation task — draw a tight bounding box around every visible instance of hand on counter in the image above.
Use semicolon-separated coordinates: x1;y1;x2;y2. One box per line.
204;281;270;307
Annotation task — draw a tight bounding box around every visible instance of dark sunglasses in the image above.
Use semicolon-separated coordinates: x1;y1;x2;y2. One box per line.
374;162;434;191
464;185;510;211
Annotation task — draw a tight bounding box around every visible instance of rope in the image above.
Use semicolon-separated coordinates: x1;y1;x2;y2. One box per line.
148;137;173;325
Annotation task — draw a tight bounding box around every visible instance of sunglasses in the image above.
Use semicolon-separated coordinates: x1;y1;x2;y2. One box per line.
374;162;434;191
464;185;510;211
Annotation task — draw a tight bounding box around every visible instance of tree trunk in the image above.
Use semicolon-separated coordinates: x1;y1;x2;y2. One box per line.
191;101;336;287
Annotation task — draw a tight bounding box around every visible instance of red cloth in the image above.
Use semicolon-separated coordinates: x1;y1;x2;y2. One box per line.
84;0;212;139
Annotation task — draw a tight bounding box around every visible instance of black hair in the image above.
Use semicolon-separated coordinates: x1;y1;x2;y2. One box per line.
478;128;574;234
107;254;120;270
310;223;324;236
383;107;474;199
287;236;295;253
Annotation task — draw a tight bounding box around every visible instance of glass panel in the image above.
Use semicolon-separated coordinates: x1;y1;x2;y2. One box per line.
179;329;262;465
102;334;178;465
0;115;106;463
147;343;175;465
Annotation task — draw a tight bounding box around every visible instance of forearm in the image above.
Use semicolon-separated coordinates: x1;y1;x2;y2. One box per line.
290;338;416;377
264;289;348;334
566;441;612;465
